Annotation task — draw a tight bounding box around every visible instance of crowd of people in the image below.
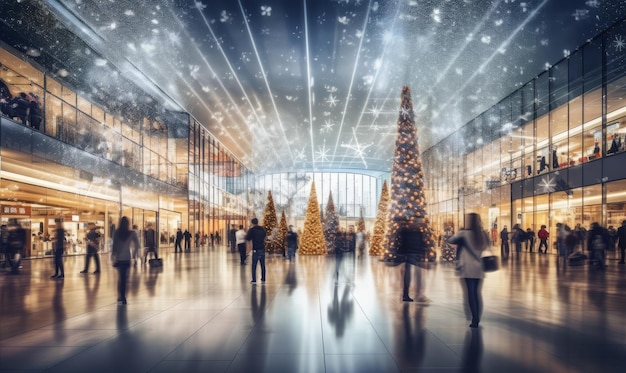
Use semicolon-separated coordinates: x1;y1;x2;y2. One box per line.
0;88;42;131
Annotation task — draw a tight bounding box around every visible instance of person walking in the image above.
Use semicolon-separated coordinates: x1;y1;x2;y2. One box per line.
511;224;525;255
229;224;237;253
80;222;101;274
286;225;298;262
500;225;509;258
398;222;427;302
183;229;192;251
174;228;183;253
51;219;65;279
616;220;626;264
525;228;535;252
111;217;139;305
246;218;267;284
143;223;158;264
6;219;26;274
537;225;549;254
448;213;489;328
236;224;247;265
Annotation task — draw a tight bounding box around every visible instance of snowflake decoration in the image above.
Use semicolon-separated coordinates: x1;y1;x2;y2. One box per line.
368;105;381;118
296;148;307;161
369;124;380;132
261;5;272;16
400;106;409;119
614;35;625;52
338;16;349;25
315;141;331;162
537;175;556;193
220;10;231;23
321;120;335;133
341;128;373;168
326;94;338;107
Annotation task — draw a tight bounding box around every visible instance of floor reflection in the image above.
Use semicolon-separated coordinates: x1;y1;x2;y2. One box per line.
327;283;353;337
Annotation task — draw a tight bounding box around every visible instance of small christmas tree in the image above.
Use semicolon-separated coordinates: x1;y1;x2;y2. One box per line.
299;181;327;255
383;85;435;262
369;180;389;256
324;191;340;254
262;190;280;254
279;210;288;256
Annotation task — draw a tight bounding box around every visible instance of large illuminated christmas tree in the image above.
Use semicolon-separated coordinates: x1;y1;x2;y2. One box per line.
299;182;327;255
369;180;389;256
383;85;435;262
323;191;339;254
262;190;280;254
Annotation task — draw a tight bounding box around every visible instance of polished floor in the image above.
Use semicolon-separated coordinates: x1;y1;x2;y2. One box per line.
1;245;626;373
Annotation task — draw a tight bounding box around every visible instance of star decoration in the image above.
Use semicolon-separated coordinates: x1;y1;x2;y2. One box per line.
341;128;374;168
537;175;556;193
614;34;625;52
326;94;338;107
321;120;335;133
315;141;331;162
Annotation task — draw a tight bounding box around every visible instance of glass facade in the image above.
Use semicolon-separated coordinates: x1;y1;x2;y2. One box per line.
0;42;249;257
424;17;626;246
252;171;383;230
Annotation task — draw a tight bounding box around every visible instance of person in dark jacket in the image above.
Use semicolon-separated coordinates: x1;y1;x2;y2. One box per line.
246;218;267;284
28;93;41;130
616;220;626;264
174;228;183;253
587;222;610;270
500;226;509;258
286;225;298;262
80;222;101;274
10;92;29;125
398;222;427;302
183;229;192;251
51;219;65;279
511;224;525;255
6;220;26;274
143;223;158;263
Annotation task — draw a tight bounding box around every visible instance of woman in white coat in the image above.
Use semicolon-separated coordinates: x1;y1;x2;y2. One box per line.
448;213;488;328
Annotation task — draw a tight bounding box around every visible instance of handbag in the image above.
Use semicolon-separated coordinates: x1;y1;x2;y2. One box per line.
481;254;499;272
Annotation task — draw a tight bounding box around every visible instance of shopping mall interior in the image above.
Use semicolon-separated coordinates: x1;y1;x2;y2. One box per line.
2;1;626;372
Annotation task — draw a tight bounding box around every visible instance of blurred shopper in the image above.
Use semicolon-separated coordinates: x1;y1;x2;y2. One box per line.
174;228;183;253
616;220;626;264
525;227;535;252
500;225;509;258
286;225;298;262
183;229;192;251
537;225;549;254
80;222;101;274
587;222;610;270
7;219;26;275
511;224;525;255
51;219;65;279
111;216;139;305
229;224;237;253
398;222;427;302
236;224;247;265
143;223;158;264
246;218;267;284
448;213;489;328
28;93;41;130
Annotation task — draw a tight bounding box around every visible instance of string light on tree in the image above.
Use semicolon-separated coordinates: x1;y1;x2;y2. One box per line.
382;85;436;263
369;180;389;256
299;181;327;255
324;191;340;254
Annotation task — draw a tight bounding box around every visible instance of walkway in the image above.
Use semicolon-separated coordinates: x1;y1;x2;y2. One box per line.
1;247;626;372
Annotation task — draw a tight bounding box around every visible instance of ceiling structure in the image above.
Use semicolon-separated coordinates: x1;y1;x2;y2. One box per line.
3;0;626;173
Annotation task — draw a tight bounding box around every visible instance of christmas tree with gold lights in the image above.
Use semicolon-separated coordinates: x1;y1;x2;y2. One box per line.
383;85;435;262
369;180;389;256
323;191;339;254
279;210;288;256
262;191;280;254
299;182;327;255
